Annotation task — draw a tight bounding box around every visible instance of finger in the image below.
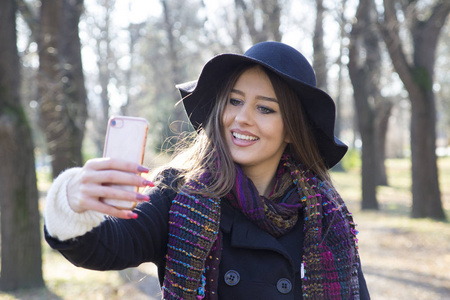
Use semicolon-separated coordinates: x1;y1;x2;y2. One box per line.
81;184;150;202
79;197;139;219
82;169;154;187
84;157;149;174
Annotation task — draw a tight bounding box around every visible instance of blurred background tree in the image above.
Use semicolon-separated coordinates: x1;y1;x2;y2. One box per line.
348;0;381;210
36;0;88;178
0;0;44;291
348;0;394;210
17;0;88;178
378;0;450;219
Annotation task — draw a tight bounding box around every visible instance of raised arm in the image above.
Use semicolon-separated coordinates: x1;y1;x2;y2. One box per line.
44;158;176;270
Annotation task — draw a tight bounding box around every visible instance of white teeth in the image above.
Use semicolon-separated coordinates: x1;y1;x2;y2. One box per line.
233;132;258;141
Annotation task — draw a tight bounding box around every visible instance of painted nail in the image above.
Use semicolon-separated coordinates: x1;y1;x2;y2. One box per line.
127;212;138;219
136;194;150;201
143;180;154;187
137;165;150;173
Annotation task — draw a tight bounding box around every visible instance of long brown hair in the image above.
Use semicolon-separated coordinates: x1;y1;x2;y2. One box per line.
264;67;331;181
158;63;330;197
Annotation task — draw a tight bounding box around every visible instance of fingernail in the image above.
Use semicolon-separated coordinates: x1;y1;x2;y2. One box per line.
143;180;154;187
137;165;149;173
127;212;138;219
136;194;150;201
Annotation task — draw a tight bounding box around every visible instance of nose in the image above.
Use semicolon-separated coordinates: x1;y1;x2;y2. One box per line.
234;103;253;126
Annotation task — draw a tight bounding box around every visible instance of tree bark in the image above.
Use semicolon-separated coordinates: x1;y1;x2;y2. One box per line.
313;0;327;90
60;0;88;163
260;0;282;42
121;22;146;116
348;0;381;210
234;0;282;43
161;0;188;135
375;99;393;186
38;0;87;178
0;0;44;290
90;0;115;156
332;0;349;172
379;0;448;219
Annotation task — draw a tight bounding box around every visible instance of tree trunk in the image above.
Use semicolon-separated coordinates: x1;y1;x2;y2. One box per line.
410;91;442;218
235;0;282;43
60;0;88;163
332;0;349;172
313;0;327;90
90;0;115;156
121;22;145;116
260;0;282;42
348;0;380;210
375;99;393;186
379;0;448;220
161;0;187;136
38;0;87;178
0;0;44;291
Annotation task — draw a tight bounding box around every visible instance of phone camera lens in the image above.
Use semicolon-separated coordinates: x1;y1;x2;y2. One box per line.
111;119;116;126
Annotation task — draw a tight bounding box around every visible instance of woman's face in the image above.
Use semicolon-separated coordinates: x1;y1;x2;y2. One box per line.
222;66;290;175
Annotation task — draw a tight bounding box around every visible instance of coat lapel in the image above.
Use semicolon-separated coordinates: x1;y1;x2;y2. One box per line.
220;202;295;270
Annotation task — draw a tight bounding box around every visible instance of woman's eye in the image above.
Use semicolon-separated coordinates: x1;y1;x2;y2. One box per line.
229;98;242;106
258;106;275;114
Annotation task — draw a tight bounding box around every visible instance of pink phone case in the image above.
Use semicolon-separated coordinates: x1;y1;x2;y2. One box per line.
102;116;148;209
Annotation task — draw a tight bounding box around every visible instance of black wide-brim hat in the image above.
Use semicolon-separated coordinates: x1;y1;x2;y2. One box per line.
176;41;347;169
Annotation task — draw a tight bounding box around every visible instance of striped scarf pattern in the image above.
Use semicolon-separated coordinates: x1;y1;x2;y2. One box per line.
284;160;360;299
162;155;360;299
162;175;221;300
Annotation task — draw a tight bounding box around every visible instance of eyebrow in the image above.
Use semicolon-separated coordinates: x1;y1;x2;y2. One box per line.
231;89;278;103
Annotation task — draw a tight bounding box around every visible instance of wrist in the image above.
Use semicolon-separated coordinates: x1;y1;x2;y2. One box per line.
44;168;105;241
65;174;87;214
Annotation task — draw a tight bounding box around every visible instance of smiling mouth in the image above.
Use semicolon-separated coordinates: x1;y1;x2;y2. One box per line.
232;132;259;141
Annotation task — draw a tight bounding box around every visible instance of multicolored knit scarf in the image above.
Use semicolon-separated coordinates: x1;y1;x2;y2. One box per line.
162;154;360;299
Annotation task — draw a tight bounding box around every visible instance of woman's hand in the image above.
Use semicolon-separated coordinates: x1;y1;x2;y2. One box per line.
67;158;154;219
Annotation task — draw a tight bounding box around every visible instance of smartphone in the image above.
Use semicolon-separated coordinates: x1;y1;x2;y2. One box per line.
102;116;149;209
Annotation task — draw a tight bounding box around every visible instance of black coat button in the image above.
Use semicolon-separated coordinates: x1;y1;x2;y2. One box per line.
224;270;240;286
277;278;292;294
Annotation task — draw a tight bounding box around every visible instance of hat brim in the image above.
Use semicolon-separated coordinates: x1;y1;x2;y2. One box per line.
176;54;347;169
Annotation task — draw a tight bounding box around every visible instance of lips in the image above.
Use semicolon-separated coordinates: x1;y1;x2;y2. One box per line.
230;130;259;147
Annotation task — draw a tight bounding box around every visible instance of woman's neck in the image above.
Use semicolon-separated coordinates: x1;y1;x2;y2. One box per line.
242;165;277;197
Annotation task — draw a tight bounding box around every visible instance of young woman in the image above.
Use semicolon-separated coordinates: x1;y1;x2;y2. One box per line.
44;41;370;299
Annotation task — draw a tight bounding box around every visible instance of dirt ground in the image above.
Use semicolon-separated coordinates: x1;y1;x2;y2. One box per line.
5;209;446;300
1;159;449;300
356;211;450;299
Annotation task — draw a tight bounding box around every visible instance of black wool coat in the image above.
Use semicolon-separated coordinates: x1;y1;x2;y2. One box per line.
45;174;370;299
